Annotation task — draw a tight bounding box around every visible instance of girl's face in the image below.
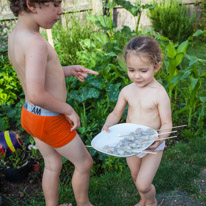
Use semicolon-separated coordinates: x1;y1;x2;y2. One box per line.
126;53;161;88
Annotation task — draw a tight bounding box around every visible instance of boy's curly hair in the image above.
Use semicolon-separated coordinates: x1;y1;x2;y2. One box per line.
8;0;52;17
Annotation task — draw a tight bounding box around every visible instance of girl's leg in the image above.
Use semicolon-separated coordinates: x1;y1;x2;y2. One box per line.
136;151;163;206
127;156;145;206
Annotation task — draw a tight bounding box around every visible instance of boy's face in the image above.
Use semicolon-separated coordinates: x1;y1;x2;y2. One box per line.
34;0;63;29
126;54;161;88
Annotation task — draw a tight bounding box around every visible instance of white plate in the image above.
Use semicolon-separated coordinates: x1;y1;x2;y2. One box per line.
91;123;158;157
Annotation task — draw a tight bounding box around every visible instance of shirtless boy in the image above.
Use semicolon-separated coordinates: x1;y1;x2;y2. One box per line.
8;1;98;205
102;36;172;206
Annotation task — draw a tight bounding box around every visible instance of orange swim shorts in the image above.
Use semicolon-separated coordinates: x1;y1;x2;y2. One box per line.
21;103;76;148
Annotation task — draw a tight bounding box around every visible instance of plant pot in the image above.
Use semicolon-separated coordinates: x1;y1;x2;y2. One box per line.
3;161;31;183
32;161;41;172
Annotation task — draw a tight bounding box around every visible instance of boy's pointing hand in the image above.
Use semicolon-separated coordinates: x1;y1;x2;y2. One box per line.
71;65;99;82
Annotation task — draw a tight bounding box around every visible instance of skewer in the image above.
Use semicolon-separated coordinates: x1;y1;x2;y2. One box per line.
86;145;157;155
156;124;187;132
125;150;157;154
117;124;187;137
118;130;177;138
142;135;177;143
158;130;177;136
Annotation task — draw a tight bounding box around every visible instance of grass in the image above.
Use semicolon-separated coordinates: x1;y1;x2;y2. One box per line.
11;130;205;206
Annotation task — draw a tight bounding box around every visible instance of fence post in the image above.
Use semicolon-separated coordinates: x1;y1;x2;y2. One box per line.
46;29;54;48
91;0;103;14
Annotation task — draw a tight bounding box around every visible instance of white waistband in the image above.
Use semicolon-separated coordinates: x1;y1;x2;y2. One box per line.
24;102;60;116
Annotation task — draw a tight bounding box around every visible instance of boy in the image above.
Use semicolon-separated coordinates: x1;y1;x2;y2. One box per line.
8;1;98;205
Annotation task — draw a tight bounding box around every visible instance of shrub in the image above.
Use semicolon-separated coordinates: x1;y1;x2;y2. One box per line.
198;1;206;41
147;0;196;42
52;12;95;66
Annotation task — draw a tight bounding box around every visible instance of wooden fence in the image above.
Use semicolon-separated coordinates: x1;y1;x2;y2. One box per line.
0;0;103;21
0;0;204;46
1;0;204;27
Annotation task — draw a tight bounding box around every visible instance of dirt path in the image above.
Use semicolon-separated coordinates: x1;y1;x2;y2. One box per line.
157;168;206;206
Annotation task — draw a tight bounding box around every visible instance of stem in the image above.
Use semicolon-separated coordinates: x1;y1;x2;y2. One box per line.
136;10;142;35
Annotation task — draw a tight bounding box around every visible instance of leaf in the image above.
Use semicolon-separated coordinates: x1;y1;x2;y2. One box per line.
117;56;127;72
177;40;188;54
87;15;115;30
192;29;205;37
80;87;100;102
92;32;110;47
106;83;121;102
167;41;176;59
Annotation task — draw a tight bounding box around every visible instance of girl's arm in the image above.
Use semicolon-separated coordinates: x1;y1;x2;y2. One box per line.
102;88;128;132
149;90;172;149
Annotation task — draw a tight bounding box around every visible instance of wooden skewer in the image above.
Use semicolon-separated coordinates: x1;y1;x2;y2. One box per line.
86;145;157;154
118;130;177;138
158;130;177;136
117;124;187;137
142;135;177;143
126;150;157;154
156;124;187;132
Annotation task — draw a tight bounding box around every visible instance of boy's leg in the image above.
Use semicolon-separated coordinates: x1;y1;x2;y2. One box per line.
55;134;93;206
127;156;145;206
136;151;163;206
34;133;93;206
33;137;64;206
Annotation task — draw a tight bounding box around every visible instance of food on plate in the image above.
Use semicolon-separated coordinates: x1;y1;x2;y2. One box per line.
101;127;157;156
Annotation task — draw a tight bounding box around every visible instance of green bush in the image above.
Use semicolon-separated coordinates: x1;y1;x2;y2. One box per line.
52;13;95;66
147;0;196;42
198;1;206;41
0;70;22;104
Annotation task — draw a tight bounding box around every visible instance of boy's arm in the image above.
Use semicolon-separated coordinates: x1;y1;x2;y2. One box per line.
102;89;127;132
149;90;172;149
63;65;99;82
25;38;79;131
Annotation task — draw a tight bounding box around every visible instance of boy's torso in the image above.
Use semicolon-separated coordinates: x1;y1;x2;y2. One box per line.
124;82;165;130
8;22;67;103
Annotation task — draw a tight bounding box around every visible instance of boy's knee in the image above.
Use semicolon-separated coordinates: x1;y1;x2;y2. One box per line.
85;155;93;171
77;155;93;172
44;157;62;173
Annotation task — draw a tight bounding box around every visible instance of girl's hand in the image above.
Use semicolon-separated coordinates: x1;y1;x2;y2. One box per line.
147;137;163;150
71;65;99;82
101;125;110;133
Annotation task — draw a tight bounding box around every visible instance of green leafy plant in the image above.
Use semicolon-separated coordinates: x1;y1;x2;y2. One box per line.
156;30;206;128
0;146;31;169
0;70;22;104
147;0;196;42
198;1;206;41
52;12;95;66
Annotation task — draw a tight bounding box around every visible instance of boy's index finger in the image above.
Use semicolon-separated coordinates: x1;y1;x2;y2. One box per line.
85;68;99;75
